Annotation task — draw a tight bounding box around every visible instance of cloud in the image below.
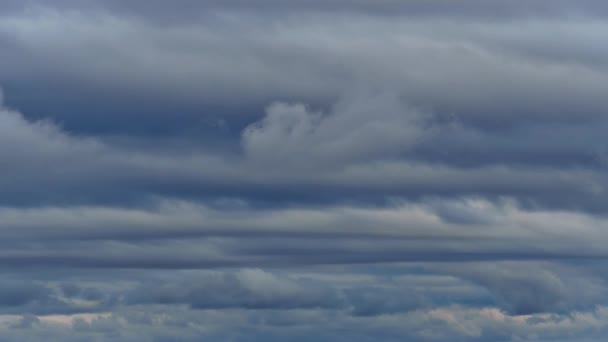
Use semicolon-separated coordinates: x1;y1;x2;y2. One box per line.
243;90;431;167
0;283;50;308
442;263;608;315
0;89;606;210
2;7;608;136
5;304;608;342
1;267;606;341
0;197;607;271
0;2;606;340
128;269;342;310
5;1;608;21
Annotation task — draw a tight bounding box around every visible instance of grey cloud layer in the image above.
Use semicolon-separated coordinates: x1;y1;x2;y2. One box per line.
4;0;608;20
2;8;608;133
0;1;606;341
1;92;606;209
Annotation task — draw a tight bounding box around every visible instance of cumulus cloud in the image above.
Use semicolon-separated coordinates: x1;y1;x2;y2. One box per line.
243;90;431;167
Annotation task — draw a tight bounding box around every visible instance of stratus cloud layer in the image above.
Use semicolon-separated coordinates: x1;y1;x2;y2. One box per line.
0;1;607;341
1;91;605;209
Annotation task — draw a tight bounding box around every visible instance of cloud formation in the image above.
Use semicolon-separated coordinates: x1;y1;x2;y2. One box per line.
0;1;606;341
242;91;430;166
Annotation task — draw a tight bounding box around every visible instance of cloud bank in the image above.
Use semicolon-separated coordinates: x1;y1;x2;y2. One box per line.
0;1;606;341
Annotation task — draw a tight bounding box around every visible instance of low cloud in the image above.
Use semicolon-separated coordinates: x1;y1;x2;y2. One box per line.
243;90;431;167
0;1;605;340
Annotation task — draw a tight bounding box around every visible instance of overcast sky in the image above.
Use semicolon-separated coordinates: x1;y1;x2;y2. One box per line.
0;1;607;341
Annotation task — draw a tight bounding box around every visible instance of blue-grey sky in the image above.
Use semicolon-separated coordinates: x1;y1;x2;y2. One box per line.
1;1;608;341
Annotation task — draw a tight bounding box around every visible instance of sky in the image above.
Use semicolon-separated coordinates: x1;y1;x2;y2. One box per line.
0;0;607;341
